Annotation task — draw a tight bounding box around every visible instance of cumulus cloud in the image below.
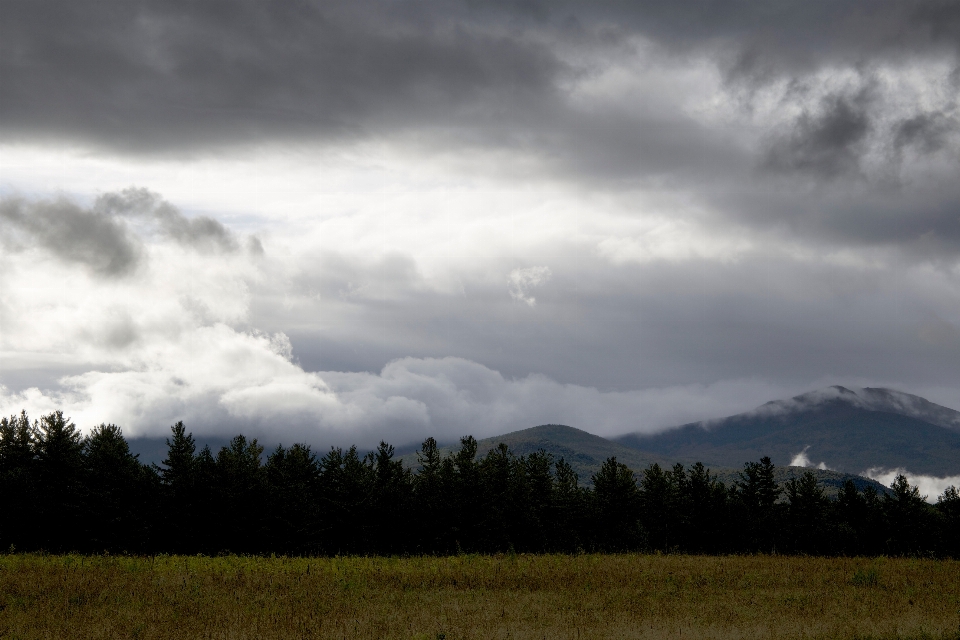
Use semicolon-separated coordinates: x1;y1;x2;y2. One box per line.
0;348;805;448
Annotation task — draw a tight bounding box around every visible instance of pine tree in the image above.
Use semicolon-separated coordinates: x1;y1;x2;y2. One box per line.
451;435;481;552
551;457;585;551
685;462;727;553
523;449;554;552
158;421;198;552
213;435;266;553
884;474;931;555
371;441;412;553
33;411;85;551
935;486;960;557
413;437;447;552
592;457;640;551
264;443;322;554
84;423;156;552
784;471;828;554
638;463;672;552
736;456;782;552
0;412;35;549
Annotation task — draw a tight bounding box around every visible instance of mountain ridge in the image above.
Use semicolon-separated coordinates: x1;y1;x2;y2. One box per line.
616;386;960;476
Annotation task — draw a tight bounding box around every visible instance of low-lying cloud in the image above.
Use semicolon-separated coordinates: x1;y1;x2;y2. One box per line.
864;468;960;504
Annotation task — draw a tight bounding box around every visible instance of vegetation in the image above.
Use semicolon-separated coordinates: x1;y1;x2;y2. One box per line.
1;411;958;556
1;553;958;639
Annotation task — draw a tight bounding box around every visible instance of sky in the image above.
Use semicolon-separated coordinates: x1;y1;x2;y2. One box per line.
1;1;959;449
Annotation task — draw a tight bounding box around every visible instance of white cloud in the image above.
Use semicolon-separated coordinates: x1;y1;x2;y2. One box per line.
864;468;960;503
788;446;832;470
507;266;552;306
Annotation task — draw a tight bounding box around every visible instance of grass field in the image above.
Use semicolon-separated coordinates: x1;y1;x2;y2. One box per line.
1;553;958;639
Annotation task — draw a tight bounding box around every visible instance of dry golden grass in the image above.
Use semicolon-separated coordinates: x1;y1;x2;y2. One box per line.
0;553;957;639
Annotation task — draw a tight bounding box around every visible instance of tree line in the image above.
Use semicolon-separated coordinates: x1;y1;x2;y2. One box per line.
1;411;957;557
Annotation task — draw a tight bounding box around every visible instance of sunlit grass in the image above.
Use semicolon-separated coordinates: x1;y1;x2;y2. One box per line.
1;553;958;639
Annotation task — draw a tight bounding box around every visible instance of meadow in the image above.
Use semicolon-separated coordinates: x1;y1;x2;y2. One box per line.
1;553;958;639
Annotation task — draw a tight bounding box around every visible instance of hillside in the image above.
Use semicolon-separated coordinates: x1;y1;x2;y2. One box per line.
397;423;888;494
615;386;960;476
399;424;670;484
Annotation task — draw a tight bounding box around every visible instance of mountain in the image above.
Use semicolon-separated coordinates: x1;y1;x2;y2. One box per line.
399;424;671;484
397;423;889;494
615;386;960;476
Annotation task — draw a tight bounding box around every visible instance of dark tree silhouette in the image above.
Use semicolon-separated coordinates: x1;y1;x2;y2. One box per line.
1;411;957;558
0;412;35;550
84;423;157;552
593;457;641;550
33;411;85;551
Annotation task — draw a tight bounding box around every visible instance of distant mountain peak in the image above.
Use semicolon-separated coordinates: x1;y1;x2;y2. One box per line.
749;386;960;432
615;386;960;476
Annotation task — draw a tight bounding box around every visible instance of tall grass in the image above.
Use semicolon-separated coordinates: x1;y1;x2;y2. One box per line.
1;553;957;639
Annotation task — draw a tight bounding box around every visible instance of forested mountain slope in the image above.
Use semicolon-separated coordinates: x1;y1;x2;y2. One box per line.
615;387;960;476
398;424;669;484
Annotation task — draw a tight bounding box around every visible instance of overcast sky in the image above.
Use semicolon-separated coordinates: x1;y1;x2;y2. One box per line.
2;1;959;447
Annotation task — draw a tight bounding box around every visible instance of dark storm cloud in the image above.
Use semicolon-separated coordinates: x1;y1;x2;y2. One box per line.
3;1;960;252
0;189;242;276
4;1;956;150
762;91;872;180
894;111;958;155
0;0;566;152
0;196;142;276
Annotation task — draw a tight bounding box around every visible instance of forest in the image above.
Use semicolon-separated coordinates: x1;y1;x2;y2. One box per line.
1;411;958;557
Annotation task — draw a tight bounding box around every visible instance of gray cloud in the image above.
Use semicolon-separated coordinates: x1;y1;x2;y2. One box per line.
3;2;959;253
95;187;239;251
894;111;958;155
4;3;960;443
0;189;244;277
0;195;142;276
763;92;872;179
0;0;567;153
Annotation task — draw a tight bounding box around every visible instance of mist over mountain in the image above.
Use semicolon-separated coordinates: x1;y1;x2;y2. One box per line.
615;387;960;477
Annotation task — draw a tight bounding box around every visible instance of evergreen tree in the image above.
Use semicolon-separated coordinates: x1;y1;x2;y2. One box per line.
935;486;960;557
783;471;828;554
370;441;412;553
413;437;448;552
884;474;931;555
0;412;35;550
83;424;157;552
264;443;322;554
592;457;640;550
551;458;586;552
192;444;218;553
638;463;673;552
213;435;266;553
684;462;728;554
318;445;375;554
158;421;198;552
478;443;516;551
451;435;481;552
736;456;782;552
834;479;869;555
522;449;555;552
33;411;85;551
